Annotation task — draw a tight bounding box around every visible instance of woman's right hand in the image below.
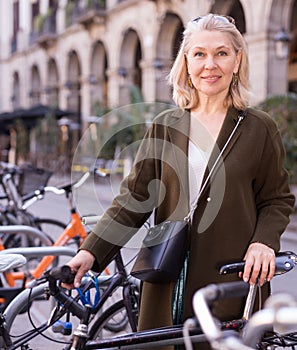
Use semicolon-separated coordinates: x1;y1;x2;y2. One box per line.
63;249;95;289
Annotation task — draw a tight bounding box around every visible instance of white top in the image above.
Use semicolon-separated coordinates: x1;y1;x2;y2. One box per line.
188;115;215;209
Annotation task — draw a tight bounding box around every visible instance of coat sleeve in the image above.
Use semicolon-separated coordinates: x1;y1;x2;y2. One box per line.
80;122;162;271
250;118;295;251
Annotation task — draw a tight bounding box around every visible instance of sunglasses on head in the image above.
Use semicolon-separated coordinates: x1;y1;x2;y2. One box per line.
192;15;236;25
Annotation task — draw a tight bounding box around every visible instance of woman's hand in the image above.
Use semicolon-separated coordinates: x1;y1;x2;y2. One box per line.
63;249;95;289
242;242;275;286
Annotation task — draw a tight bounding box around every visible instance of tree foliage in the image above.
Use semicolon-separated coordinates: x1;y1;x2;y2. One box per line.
256;93;297;183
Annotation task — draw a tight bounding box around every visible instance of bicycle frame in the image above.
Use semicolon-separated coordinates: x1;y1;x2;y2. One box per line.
1;184;88;287
84;251;297;350
0;251;138;350
3;251;296;350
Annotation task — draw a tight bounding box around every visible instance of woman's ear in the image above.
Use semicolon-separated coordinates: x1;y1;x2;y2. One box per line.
234;50;242;74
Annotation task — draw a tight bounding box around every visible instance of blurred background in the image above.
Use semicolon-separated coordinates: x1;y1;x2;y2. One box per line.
0;0;296;185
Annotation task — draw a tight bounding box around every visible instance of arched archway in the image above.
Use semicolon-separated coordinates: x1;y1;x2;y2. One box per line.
66;50;82;151
268;0;295;95
90;41;108;113
210;0;246;33
47;58;59;106
66;50;81;122
12;72;21;109
155;13;183;104
118;29;142;106
30;65;41;106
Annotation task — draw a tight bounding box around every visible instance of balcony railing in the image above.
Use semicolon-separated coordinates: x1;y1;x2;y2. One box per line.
66;0;106;28
30;14;57;47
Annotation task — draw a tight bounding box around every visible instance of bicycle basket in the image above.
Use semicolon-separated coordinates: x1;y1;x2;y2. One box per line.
18;165;53;196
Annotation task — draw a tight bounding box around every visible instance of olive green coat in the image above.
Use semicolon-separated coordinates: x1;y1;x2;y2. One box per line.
81;106;295;342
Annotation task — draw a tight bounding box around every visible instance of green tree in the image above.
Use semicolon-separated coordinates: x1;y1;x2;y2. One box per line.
256;93;297;183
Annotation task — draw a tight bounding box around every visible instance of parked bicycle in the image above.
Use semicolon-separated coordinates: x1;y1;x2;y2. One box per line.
189;280;297;349
0;168;106;287
0;162;66;249
187;250;297;350
0;249;139;350
1;251;295;350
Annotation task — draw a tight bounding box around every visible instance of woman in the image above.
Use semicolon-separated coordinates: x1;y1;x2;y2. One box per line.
65;14;295;349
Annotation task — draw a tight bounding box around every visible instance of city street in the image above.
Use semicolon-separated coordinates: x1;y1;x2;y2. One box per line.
9;175;297;349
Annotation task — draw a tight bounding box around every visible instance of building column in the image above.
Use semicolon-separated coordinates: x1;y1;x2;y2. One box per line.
140;59;156;102
245;33;268;106
106;68;121;108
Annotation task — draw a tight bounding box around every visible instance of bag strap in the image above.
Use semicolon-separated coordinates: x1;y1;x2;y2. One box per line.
184;109;247;222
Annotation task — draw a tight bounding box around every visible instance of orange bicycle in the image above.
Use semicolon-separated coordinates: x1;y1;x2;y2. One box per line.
1;169;108;287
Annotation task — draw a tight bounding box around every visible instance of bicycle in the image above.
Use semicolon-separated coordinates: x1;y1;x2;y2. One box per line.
0;162;66;249
189;280;297;350
186;251;297;350
1;251;295;350
0;249;140;350
0;169;101;287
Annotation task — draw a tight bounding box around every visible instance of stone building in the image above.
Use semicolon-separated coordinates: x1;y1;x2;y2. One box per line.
0;0;296;168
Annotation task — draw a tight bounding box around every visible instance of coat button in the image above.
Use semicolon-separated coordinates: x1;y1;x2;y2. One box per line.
206;197;211;202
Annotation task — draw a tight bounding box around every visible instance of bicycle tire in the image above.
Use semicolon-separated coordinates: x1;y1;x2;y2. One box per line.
3;283;78;349
88;300;132;340
33;218;66;242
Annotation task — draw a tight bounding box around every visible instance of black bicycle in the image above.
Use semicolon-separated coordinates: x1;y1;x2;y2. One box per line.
2;251;296;350
0;250;139;350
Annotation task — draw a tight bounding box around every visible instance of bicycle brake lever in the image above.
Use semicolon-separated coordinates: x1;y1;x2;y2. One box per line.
26;276;47;288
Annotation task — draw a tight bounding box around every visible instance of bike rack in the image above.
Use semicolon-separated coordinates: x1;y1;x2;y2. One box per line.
0;225;53;246
0;246;76;258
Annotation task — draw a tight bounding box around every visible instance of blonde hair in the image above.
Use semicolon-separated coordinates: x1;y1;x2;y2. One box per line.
168;14;250;110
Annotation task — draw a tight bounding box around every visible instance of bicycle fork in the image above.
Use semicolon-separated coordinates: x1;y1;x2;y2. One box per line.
70;305;93;350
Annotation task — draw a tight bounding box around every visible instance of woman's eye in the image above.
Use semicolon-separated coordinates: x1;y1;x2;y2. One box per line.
218;51;228;56
194;51;204;57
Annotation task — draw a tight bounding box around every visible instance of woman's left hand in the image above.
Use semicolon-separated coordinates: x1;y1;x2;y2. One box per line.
242;242;275;286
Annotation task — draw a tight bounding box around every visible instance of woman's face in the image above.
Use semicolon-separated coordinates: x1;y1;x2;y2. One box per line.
186;30;241;99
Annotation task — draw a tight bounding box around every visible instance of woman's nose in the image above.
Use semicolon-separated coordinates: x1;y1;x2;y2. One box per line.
204;56;217;69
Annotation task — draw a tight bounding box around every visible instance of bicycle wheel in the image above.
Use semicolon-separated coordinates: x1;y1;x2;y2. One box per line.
3;283;79;349
88;300;133;340
33;218;66;243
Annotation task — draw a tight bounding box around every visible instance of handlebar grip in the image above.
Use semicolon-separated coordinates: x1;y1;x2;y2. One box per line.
49;265;76;284
202;281;250;303
219;251;296;275
215;281;250;300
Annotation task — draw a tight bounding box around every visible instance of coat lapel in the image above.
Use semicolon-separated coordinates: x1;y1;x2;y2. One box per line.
160;107;246;213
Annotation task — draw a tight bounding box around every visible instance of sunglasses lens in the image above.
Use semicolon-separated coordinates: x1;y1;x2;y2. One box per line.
192;15;235;25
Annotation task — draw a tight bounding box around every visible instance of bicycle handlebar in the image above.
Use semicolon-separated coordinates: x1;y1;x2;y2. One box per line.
191;281;249;346
21;167;105;209
197;281;250;304
219;251;297;276
49;265;76;284
188;251;297;350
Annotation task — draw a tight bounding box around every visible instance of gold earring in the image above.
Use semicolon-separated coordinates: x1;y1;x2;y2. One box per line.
232;73;238;87
188;76;193;88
